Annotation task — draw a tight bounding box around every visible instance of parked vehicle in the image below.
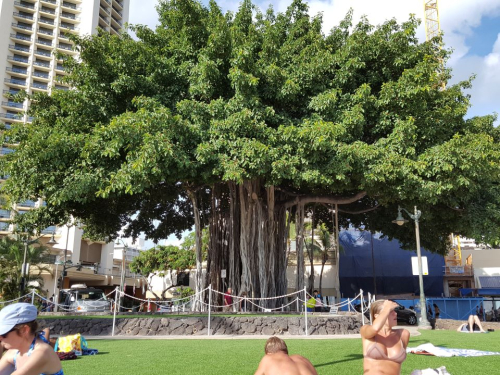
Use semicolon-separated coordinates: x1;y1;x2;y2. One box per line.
355;301;417;325
61;286;110;312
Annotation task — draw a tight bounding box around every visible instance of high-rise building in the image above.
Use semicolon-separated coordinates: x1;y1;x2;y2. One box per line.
0;0;139;303
0;0;130;130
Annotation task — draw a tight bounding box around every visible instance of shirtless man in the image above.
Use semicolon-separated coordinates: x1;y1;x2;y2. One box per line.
254;337;317;375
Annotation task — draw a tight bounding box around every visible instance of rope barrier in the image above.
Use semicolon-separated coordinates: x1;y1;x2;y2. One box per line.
0;293;33;305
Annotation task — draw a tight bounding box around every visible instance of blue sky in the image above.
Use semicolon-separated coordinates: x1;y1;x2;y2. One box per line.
128;0;500;246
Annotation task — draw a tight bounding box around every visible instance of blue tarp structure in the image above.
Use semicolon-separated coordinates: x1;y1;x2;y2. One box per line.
339;228;445;298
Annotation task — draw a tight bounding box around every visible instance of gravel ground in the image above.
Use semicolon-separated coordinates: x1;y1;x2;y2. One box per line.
434;318;500;331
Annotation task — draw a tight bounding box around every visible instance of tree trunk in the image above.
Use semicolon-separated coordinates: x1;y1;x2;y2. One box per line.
187;189;204;311
308;207;315;294
295;203;305;293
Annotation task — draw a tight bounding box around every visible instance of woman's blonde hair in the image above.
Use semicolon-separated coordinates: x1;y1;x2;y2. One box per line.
370;300;386;322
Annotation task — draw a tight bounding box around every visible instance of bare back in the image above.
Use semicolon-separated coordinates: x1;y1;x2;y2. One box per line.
254;352;317;375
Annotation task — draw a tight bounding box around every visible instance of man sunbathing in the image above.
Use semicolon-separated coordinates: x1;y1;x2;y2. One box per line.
457;315;486;333
254;337;317;375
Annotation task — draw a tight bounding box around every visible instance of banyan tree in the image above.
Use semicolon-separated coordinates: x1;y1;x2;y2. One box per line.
3;0;500;309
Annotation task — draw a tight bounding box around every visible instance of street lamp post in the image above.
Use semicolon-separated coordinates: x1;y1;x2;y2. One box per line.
392;205;431;328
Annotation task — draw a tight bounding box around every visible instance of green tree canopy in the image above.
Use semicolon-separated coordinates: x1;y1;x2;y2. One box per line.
2;0;500;300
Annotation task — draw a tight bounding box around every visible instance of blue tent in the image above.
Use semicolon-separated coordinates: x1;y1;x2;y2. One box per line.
339;229;444;298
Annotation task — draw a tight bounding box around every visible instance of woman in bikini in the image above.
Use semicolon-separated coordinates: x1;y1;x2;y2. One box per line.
361;300;410;375
0;303;63;375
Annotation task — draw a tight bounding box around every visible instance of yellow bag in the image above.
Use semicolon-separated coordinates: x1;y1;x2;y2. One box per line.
56;333;82;355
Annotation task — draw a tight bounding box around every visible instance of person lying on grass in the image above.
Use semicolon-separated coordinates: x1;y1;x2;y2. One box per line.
457;315;486;333
361;300;410;375
0;303;63;375
254;336;317;375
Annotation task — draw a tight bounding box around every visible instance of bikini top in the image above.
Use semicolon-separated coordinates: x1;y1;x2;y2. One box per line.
13;332;64;375
365;333;407;364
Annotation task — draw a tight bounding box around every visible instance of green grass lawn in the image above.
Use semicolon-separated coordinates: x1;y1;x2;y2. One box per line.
62;331;500;374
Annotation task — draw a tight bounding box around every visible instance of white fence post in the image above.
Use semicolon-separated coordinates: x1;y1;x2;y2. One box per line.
207;284;212;336
304;287;308;336
360;290;365;325
112;287;119;337
31;290;35;304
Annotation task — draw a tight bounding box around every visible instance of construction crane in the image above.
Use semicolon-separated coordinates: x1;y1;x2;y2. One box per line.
423;0;441;41
423;0;445;88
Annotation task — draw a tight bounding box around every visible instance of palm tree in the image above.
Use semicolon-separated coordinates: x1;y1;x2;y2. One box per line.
0;237;52;301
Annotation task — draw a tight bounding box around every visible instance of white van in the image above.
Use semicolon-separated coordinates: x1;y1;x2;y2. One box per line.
61;286;110;313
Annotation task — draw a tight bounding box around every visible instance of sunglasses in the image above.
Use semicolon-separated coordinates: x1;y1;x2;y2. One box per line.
0;327;16;339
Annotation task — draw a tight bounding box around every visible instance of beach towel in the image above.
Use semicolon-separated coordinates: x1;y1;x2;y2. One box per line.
407;343;500;357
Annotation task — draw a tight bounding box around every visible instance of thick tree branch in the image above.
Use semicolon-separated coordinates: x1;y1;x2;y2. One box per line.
280;191;367;208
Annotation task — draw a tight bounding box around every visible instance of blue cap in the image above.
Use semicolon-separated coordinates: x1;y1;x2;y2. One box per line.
0;303;38;336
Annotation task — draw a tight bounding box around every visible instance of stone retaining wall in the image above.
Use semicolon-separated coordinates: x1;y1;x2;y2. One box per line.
38;315;362;337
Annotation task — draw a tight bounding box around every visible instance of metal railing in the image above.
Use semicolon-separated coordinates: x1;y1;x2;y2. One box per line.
33;72;49;79
11;33;32;41
12;22;33;31
35;49;51;57
15;1;35;10
9;44;30;52
39;18;55;25
32;82;48;90
13;12;34;21
38;28;53;36
7;56;29;63
4;78;26;86
34;60;50;68
6;67;28;74
1;102;23;109
40;7;56;15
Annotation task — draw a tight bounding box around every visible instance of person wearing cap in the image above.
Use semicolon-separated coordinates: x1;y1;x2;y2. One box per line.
0;302;63;375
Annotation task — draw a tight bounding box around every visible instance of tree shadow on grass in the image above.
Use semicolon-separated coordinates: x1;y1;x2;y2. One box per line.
314;354;363;368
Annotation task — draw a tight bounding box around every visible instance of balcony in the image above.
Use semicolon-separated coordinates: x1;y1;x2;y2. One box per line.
10;33;32;42
7;55;29;64
3;89;20;97
37;28;53;36
14;1;36;10
39;17;55;26
13;12;34;21
0;210;11;219
111;6;122;17
114;0;124;10
100;6;110;16
54;85;69;91
36;38;53;47
32;82;48;90
12;22;33;32
0;147;16;155
99;14;109;24
33;60;51;68
9;44;30;53
40;7;56;15
33;71;50;80
6;66;28;75
60;23;78;31
62;2;78;10
1;102;24;109
57;43;73;51
0;222;10;231
55;64;65;71
19;199;37;208
61;12;78;21
111;16;122;27
40;0;57;6
35;49;51;57
4;78;26;87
